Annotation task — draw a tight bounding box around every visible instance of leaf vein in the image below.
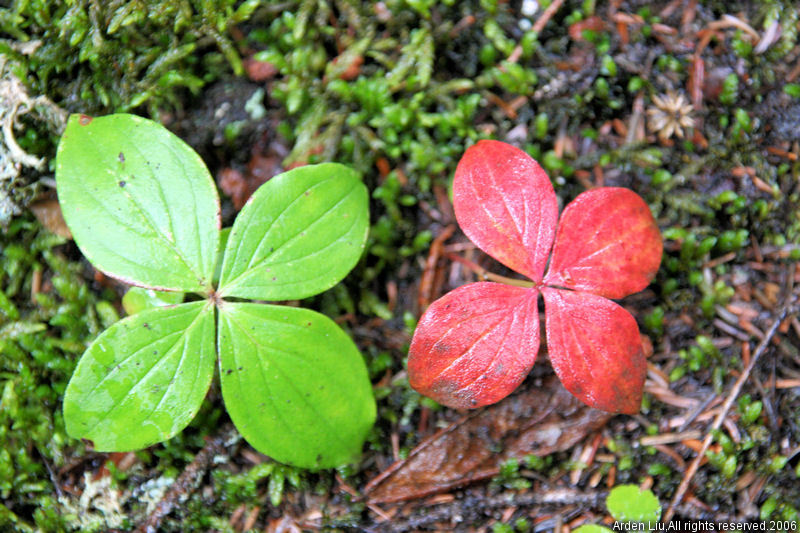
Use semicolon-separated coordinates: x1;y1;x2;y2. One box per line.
81;305;207;435
225;310;349;448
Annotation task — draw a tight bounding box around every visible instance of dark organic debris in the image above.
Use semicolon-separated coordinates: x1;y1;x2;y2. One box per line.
364;375;612;504
136;425;237;533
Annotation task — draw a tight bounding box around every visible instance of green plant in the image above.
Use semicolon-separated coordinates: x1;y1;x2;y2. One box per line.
573;484;662;533
606;484;661;522
1;0;261;114
56;113;375;468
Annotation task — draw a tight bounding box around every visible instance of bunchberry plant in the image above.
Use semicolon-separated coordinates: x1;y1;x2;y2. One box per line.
605;484;662;522
408;141;662;414
572;484;662;533
57;114;375;468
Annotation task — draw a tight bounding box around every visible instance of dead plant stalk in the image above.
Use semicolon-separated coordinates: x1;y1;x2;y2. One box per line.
664;292;799;523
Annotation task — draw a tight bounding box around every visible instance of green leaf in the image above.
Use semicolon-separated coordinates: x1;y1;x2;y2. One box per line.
56;114;220;293
213;227;231;286
606;484;662;522
217;302;375;468
122;286;184;315
217;163;369;300
573;526;615;533
63;301;216;450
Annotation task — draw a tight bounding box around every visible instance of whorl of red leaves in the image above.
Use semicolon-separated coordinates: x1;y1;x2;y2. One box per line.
407;140;662;414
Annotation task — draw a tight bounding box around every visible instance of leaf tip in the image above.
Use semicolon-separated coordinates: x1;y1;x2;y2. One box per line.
545;187;663;299
408;371;480;410
453;140;558;281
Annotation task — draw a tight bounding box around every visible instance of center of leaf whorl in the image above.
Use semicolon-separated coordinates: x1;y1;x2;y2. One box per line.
207;289;225;308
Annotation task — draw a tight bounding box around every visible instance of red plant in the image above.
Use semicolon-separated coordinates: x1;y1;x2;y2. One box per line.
408;141;663;414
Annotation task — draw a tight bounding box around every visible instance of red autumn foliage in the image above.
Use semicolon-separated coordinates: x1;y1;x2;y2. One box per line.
407;140;663;414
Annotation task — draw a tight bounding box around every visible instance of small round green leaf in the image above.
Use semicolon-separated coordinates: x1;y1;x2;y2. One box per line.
574;526;615;533
606;484;662;523
217;302;375;468
56;114;220;293
217;163;369;300
63;301;216;450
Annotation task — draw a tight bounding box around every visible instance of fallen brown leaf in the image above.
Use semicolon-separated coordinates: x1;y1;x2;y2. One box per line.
30;199;72;239
363;375;612;504
218;168;249;210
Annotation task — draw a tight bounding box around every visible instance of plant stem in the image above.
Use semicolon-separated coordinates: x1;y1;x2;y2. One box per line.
445;252;536;289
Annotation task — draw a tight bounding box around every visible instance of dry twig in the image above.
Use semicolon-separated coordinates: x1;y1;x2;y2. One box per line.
663;295;799;522
532;0;566;34
136;425;238;533
417;224;455;310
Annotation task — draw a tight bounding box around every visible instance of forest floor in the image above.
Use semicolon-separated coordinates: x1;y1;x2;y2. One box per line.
1;0;800;531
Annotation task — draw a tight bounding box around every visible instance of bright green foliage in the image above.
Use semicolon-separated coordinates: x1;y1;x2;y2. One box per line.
719;74;739;106
122;286;184;315
0;0;267;230
218;164;368;301
217;461;303;509
738;394;764;425
63;301;216;450
783;83;800;98
56;114;220;293
574;526;614;533
217;303;374;467
56;113;375;468
572;485;661;531
606;484;662;522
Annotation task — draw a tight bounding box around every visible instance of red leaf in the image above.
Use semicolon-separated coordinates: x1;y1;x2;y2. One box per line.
408;282;540;409
543;187;662;299
453;140;558;281
542;288;646;414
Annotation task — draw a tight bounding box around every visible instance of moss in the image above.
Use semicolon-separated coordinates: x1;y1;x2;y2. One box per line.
0;0;269;227
0;219;115;531
1;0;265;116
